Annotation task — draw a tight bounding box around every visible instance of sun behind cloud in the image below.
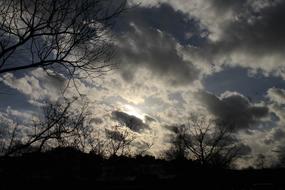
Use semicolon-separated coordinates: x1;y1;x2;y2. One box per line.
123;104;145;121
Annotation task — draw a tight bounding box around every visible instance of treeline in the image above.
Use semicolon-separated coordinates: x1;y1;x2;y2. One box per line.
1;146;285;189
0;98;251;169
1;98;285;170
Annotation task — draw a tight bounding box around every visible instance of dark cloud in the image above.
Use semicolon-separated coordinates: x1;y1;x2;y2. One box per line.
144;115;156;123
271;89;285;100
207;133;239;147
0;122;10;140
168;92;187;107
210;0;247;13
116;24;200;85
274;143;285;166
204;67;285;102
273;128;285;141
113;3;202;86
205;0;285;59
196;91;269;131
90;117;103;125
264;128;285;145
111;111;149;132
105;128;128;141
237;143;252;156
268;87;285;104
116;3;205;45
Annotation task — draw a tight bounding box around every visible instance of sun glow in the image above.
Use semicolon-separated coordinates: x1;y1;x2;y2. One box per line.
123;104;145;121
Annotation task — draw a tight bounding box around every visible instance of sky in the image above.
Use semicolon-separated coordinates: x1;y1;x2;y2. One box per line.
1;0;285;168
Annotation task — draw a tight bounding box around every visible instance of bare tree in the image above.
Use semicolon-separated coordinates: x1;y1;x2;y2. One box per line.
0;121;22;155
1;103;153;158
166;115;248;168
136;140;154;156
165;124;189;160
255;153;266;169
89;131;109;156
4;98;90;156
105;125;135;157
0;0;126;79
273;146;285;168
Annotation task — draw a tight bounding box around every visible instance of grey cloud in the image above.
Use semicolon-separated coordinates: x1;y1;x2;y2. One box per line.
105;128;128;141
144;115;156;123
210;0;247;12
0;69;65;104
90;117;103;125
0;115;13;140
194;0;285;75
272;128;285;142
264;138;273;145
168;92;186;105
167;0;285;80
111;111;149;132
196;91;269;131
143;96;169;110
207;133;239;147
267;88;285;126
116;3;204;45
116;24;200;86
128;0;285;59
114;3;203;86
267;87;285;105
0;112;31;145
237;143;252;156
274;143;285;166
214;0;285;56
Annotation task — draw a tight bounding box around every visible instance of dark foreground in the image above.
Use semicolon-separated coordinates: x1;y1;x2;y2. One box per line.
0;148;284;190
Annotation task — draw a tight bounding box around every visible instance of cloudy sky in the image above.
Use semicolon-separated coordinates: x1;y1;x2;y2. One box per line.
1;0;285;167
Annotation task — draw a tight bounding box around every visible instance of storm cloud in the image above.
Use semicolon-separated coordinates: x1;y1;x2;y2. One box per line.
212;0;285;55
116;25;200;85
116;3;204;45
113;4;201;86
111;111;149;132
196;91;269;131
130;0;285;78
186;0;285;78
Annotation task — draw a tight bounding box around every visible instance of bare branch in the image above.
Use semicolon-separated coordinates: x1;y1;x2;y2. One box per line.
0;0;126;79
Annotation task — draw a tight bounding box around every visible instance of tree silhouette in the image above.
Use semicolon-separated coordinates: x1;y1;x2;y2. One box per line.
4;98;90;156
0;122;22;155
1;100;155;158
87;124;154;158
274;145;285;168
255;153;266;169
105;125;136;157
165;124;189;160
166;115;247;168
0;0;126;78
